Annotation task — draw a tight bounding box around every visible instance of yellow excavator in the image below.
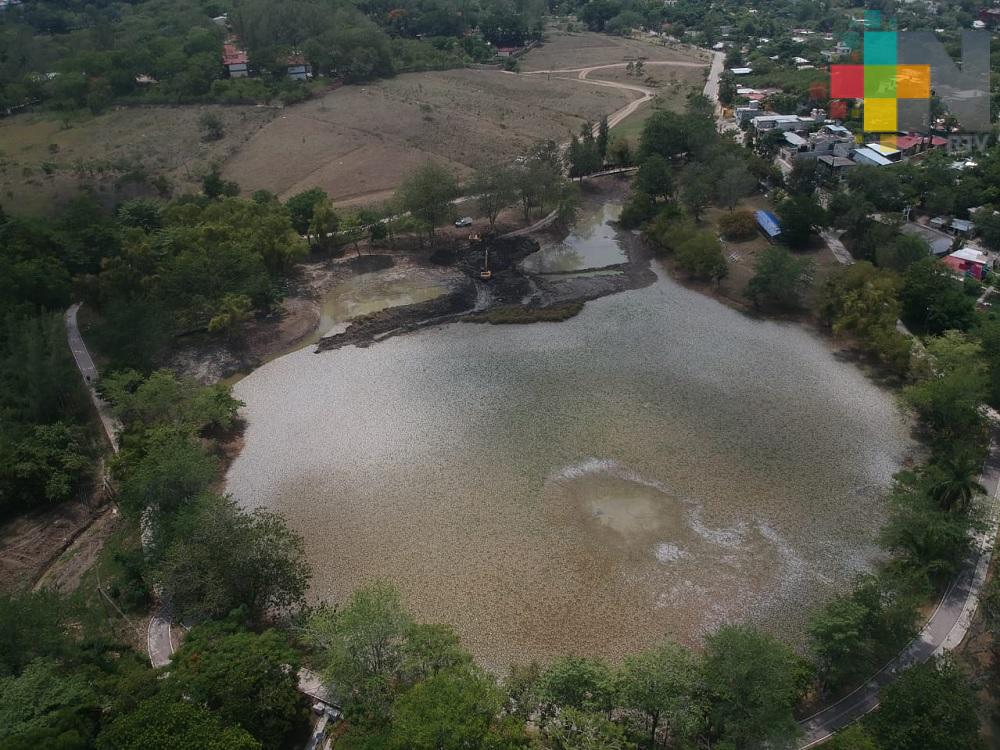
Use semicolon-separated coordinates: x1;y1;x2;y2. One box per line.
470;233;492;281
480;247;492;281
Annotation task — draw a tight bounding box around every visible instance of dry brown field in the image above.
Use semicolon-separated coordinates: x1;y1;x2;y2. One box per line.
0;31;704;214
0;105;276;214
222;32;706;206
222;67;634;207
518;28;709;71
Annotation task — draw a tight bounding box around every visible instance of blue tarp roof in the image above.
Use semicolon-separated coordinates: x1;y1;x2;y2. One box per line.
755;210;782;238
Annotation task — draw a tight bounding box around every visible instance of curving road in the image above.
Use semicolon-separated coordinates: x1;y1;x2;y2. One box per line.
64;303;174;668
521;58;710;135
796;432;1000;747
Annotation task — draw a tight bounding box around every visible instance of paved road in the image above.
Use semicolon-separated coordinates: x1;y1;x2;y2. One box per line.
65;304;120;452
796;431;1000;748
701;51;737;135
64;303;174;667
820;229;854;266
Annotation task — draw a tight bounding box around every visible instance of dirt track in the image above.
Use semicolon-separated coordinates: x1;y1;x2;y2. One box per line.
222;33;706;208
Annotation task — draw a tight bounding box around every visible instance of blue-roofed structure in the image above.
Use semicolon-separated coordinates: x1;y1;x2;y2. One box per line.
755;210;782;241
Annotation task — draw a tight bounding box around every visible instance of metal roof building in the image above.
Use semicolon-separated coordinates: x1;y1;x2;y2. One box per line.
755;210;782;240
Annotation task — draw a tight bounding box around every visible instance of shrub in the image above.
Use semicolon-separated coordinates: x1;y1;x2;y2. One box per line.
464;302;584;324
719;210;757;241
618;191;657;229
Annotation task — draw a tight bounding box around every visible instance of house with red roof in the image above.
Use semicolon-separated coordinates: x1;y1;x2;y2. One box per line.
286;54;312;80
943;247;988;279
892;133;948;158
222;42;249;78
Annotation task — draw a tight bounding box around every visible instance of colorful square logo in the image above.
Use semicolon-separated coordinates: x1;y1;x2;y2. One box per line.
827;11;990;134
828;31;929;133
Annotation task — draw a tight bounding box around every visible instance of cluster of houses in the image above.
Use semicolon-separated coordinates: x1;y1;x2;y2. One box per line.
737;100;950;178
213;15;313;81
221;38;313;81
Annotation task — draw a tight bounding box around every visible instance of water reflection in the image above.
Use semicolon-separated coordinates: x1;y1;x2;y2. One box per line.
521;202;626;274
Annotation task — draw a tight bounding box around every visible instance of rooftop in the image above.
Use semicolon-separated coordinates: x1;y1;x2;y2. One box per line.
852;147;893;166
950;247;987;264
755;210;782;238
222;43;248;66
865;142;901;157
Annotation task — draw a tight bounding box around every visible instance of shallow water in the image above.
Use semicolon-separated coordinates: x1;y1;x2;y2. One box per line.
279;268;452;358
227;256;914;668
520;202;626;273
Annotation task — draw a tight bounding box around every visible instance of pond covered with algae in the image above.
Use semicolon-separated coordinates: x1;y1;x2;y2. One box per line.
227;221;915;669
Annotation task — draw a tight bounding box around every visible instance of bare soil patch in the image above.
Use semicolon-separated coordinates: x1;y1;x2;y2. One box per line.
0;498;107;593
222;68;634;206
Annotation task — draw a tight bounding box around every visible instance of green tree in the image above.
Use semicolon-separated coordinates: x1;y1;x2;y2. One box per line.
869;658;984;750
514;145;562;221
974;209;1000;251
777;194;826;249
875;233;930;273
202;164;239;199
926;450;985;513
745;246;812;311
818;262;911;374
286;188;328;235
199;112;225;142
714;161;756;211
0;592;69;677
719;210;758;241
117;200;163;232
8;422;90;505
900;258;976;335
881;481;974;583
117;428;218;519
680;169;713;221
903;364;987;448
0;658;99;747
825;725;882;750
396;162;460;236
634;155;673;201
702;625;800;748
472;165;517;231
308;581;414;721
540;656;615;717
640;111;714;161
155;493;310;624
207;293;253;335
166;621;306;749
387;668;505;750
566;133;601;180
308;198;340;252
786;159;820;196
103;369;241;437
340;213;365;257
596;117;610;162
96;696;261;750
401;623;471;683
617;642;705;749
675;232;728;283
808;596;872;689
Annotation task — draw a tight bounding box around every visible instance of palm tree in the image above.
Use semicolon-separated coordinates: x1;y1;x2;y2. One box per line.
928;452;985;513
